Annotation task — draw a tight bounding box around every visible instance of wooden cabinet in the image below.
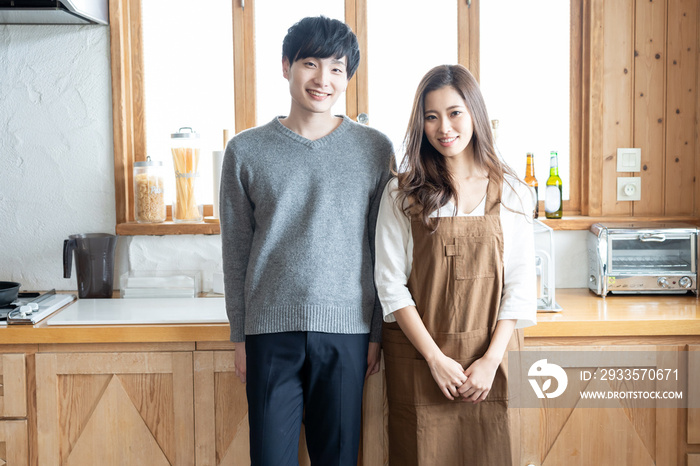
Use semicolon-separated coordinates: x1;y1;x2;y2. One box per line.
689;345;700;446
35;352;194;466
193;349;388;466
521;345;683;466
194;351;388;466
0;354;27;418
0;353;28;466
193;350;255;466
0;421;28;466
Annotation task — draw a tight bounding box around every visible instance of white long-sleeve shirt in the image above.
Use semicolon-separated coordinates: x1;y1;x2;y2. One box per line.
374;176;537;329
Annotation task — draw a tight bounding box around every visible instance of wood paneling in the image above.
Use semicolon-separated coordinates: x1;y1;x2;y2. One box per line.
633;0;666;215
665;0;697;215
584;0;700;217
601;0;634;216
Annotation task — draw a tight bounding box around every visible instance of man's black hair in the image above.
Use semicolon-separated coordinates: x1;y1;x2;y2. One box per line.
282;16;360;80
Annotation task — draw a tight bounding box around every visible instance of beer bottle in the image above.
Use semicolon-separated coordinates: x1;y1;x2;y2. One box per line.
544;151;563;219
524;152;539;218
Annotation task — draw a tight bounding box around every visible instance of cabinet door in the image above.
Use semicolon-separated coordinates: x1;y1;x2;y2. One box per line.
194;350;388;466
689;345;700;445
194;351;310;466
522;345;682;466
0;354;26;418
0;420;28;466
36;352;194;466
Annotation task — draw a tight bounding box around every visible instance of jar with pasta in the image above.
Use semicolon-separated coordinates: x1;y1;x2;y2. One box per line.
134;156;166;223
170;127;203;222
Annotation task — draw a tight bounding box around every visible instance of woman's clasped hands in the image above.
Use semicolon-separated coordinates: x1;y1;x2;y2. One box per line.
428;352;499;403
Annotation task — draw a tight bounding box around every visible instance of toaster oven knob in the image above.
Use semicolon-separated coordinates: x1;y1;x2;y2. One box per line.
679;276;692;289
657;277;669;288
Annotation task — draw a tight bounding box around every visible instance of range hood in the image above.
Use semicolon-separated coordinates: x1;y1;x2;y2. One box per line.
0;0;108;25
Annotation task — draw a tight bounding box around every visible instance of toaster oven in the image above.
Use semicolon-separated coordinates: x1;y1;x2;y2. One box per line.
588;222;698;296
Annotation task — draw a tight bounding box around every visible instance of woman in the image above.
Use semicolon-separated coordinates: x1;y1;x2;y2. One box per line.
375;64;537;465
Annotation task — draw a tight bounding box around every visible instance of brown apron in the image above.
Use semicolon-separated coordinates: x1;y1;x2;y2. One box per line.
383;178;523;466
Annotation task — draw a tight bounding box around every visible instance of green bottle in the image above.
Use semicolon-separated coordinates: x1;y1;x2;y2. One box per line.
544;151;563;219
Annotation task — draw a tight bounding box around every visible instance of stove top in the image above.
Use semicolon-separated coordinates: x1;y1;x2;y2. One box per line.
0;291;76;325
0;292;40;319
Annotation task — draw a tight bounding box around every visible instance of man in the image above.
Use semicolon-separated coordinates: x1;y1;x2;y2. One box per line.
219;16;393;466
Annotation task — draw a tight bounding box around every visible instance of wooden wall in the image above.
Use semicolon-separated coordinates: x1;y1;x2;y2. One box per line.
584;0;699;216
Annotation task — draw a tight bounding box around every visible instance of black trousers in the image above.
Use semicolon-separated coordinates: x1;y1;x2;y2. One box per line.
245;331;369;466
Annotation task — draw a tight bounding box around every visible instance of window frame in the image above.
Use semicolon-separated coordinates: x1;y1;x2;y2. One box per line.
110;0;582;235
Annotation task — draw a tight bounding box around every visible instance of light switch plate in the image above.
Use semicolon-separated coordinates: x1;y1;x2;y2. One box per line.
617;148;641;172
617;177;641;201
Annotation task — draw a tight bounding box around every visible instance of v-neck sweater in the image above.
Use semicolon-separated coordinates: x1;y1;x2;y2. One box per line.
220;116;394;342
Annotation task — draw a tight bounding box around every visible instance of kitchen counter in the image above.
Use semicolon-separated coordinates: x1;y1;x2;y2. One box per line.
529;288;700;338
1;289;699;345
2;289;699;466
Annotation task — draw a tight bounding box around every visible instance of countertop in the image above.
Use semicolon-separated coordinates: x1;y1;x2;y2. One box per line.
1;289;699;345
530;289;700;337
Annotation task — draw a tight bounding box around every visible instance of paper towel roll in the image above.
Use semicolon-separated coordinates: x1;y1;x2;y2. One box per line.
212;150;225;218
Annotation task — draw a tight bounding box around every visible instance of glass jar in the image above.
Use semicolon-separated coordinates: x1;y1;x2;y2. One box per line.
133;156;166;223
170;127;203;222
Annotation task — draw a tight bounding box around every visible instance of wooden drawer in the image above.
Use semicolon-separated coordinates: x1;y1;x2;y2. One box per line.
0;420;29;466
0;354;27;418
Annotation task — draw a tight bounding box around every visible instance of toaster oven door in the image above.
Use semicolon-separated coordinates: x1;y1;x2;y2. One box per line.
607;232;696;275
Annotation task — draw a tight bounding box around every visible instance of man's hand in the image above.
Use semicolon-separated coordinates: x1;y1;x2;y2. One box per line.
234;341;246;383
366;342;381;378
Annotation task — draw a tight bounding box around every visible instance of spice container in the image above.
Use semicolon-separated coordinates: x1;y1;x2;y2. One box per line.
171;127;203;222
134;156;166;223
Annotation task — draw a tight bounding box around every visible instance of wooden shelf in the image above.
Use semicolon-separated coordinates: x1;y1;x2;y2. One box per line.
116;221;220;236
539;215;700;231
116;215;700;235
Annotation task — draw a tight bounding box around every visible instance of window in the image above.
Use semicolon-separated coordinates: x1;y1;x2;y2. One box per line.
479;0;571;201
367;0;458;154
254;0;346;125
141;0;235;208
111;0;583;235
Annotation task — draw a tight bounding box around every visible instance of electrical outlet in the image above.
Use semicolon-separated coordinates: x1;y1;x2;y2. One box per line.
617;148;641;172
617;177;641;201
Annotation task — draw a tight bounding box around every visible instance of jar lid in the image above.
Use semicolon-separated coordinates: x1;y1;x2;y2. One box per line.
171;127;200;139
134;156;162;167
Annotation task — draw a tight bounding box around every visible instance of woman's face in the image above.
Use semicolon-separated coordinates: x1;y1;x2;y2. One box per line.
422;86;474;161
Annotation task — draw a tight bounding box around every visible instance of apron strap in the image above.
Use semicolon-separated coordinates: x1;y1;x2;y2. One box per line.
484;176;502;215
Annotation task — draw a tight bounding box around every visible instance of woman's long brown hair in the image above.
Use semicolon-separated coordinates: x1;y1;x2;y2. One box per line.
395;64;523;231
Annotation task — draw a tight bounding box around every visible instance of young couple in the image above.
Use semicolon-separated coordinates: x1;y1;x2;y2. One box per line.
220;16;536;466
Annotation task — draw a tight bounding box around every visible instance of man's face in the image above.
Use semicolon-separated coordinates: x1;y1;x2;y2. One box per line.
282;56;348;116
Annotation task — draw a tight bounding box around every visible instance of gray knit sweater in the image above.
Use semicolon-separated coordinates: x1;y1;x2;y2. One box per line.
219;116;394;342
